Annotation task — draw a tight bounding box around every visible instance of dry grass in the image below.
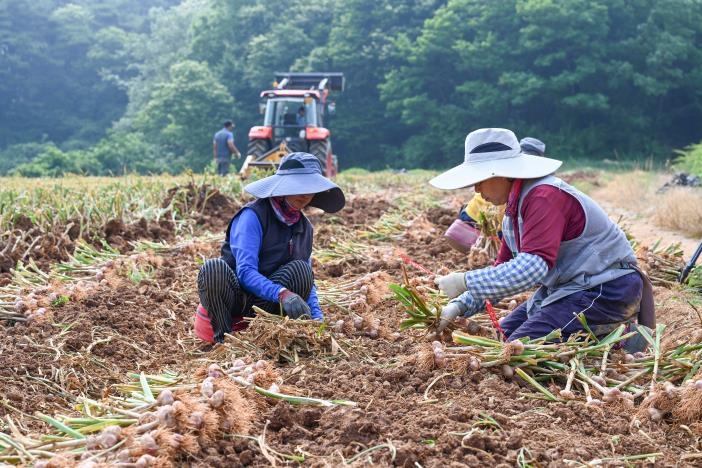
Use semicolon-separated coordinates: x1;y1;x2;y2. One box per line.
590;170;661;215
224;308;350;363
653;287;702;350
652;187;702;237
589;170;701;256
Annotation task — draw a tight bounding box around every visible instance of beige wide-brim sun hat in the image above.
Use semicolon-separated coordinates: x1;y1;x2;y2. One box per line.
429;128;563;190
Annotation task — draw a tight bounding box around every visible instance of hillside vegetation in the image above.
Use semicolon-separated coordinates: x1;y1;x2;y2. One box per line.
2;0;702;175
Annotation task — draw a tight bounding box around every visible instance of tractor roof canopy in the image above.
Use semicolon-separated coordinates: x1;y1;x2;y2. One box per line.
260;89;322;99
273;72;345;92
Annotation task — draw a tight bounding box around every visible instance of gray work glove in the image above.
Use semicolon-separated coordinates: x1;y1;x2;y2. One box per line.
279;289;311;319
435;272;468;299
436;301;465;333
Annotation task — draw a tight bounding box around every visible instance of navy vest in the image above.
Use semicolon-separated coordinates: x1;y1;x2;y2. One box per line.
221;198;313;276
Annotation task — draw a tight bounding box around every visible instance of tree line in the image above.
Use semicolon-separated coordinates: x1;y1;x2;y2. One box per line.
1;0;702;176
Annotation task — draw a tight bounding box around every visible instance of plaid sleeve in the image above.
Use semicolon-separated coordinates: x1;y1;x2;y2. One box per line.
454;253;548;316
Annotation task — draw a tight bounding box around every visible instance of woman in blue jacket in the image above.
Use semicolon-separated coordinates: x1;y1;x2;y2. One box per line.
195;152;345;343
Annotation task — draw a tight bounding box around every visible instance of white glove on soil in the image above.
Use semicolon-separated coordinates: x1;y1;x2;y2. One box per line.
437;302;463;333
435;272;468;299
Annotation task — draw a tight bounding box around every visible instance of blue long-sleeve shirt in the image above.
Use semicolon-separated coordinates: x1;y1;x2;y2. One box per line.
230;208;323;319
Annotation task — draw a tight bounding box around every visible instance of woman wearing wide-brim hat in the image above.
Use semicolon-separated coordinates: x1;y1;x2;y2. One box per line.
195;152;345;343
430;128;654;352
444;136;546;254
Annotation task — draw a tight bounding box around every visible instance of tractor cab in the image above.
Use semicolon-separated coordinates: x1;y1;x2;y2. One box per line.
260;93;321;151
241;72;344;178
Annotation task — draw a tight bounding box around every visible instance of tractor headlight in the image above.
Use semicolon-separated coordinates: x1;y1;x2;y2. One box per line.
299;130;306;139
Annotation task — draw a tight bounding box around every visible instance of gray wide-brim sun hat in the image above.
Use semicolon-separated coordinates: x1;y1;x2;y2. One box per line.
519;137;546;156
429;128;562;190
244;152;345;213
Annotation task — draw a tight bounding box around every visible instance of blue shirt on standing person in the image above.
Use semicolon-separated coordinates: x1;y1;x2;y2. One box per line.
212;121;240;175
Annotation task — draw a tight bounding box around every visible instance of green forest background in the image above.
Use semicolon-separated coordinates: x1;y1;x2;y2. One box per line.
2;0;702;177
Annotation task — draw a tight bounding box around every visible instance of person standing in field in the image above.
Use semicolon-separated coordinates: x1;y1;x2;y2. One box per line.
444;137;546;253
212;121;241;176
430;128;654;351
194;152;345;344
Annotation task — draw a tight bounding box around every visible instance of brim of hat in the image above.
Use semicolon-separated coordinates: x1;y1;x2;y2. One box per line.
245;173;346;213
429;154;563;190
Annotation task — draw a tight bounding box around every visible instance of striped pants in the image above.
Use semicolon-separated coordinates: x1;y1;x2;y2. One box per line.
197;258;313;343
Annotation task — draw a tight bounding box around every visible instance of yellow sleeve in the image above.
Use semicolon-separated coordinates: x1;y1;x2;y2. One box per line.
463;193;491;220
463;193;506;226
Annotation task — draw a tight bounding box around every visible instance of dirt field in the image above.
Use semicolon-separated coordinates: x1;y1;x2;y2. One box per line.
1;170;701;467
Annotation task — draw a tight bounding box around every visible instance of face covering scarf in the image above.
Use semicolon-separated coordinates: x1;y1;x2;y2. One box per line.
270;196;301;226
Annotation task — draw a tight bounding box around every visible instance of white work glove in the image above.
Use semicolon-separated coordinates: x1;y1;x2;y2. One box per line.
435;272;468;299
436;302;464;333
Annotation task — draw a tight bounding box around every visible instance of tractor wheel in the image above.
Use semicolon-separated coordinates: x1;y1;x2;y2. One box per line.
310;139;332;176
246;139;270;159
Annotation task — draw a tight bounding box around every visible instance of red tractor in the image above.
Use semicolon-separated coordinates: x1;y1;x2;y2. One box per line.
239;72;344;178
